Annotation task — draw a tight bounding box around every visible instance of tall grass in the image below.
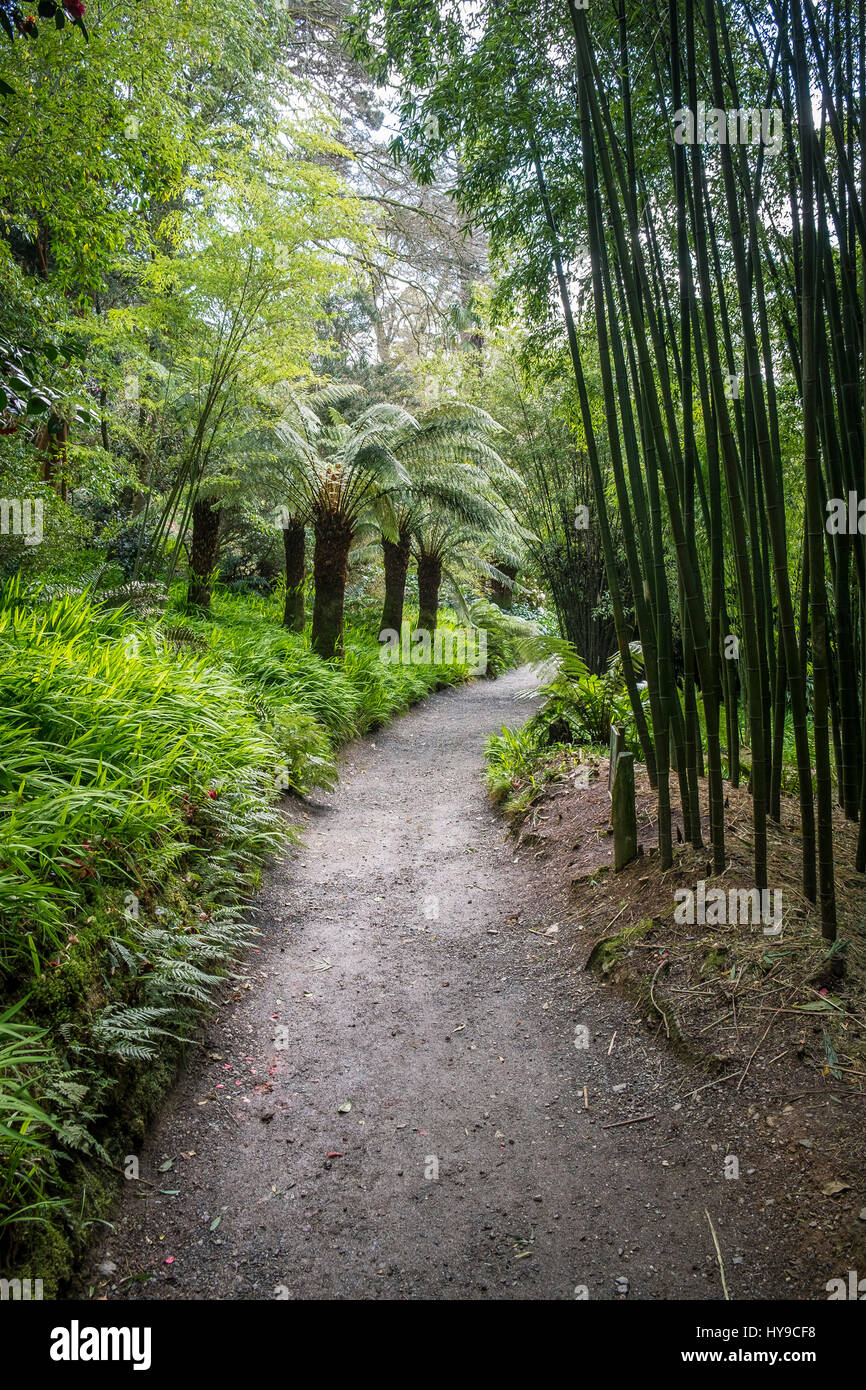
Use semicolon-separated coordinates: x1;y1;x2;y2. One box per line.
0;1002;63;1240
0;585;303;971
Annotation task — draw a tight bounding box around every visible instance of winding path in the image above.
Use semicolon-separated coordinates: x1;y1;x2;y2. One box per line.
81;667;822;1300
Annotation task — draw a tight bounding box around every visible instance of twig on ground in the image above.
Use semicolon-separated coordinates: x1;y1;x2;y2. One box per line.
737;995;794;1091
605;904;628;933
678;1070;742;1101
649;957;671;1038
705;1209;730;1300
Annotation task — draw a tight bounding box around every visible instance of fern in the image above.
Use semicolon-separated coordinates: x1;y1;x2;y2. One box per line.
91;1006;184;1062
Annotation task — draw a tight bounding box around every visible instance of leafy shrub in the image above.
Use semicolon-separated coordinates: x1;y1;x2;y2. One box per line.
469;597;537;677
484;638;648;813
521;639;648;749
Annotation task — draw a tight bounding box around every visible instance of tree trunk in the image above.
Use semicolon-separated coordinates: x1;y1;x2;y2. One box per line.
417;554;442;631
35;416;69;501
187;496;221;610
312;515;352;659
380;533;411;634
490;561;517;610
282;517;306;632
793;0;836;937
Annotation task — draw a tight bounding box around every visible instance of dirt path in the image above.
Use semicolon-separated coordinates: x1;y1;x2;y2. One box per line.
79;668;835;1301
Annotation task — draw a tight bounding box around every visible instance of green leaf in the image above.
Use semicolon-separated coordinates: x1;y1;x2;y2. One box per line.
823;1031;842;1081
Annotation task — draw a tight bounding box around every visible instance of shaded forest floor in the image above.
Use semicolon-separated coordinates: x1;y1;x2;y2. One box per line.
505;747;866;1278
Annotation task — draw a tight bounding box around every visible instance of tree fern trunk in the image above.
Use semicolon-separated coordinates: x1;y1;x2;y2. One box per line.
282;517;306;633
417;554;442;631
187;496;221;611
312;516;352;659
381;534;411;634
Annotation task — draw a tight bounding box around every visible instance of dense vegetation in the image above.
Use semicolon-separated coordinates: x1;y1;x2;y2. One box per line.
1;0;864;1290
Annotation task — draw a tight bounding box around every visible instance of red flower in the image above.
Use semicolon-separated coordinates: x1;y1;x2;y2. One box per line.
206;788;218;800
64;0;85;18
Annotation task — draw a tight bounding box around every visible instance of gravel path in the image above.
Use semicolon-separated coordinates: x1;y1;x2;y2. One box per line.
79;667;827;1301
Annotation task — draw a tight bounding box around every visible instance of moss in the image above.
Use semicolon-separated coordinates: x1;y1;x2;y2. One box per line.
586;917;656;974
15;1223;74;1301
701;946;730;976
587;865;611;886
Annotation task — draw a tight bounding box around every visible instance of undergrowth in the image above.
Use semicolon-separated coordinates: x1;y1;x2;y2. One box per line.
484;637;806;815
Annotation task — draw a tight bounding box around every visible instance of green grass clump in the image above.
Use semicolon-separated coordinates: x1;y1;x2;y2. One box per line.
0;585;304;972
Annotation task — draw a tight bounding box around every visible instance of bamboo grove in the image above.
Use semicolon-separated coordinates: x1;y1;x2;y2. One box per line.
351;0;866;940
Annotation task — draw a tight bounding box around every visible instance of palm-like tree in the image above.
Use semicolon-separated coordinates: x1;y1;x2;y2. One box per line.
277;392;524;656
364;403;527;633
411;503;526;631
276;398;416;657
